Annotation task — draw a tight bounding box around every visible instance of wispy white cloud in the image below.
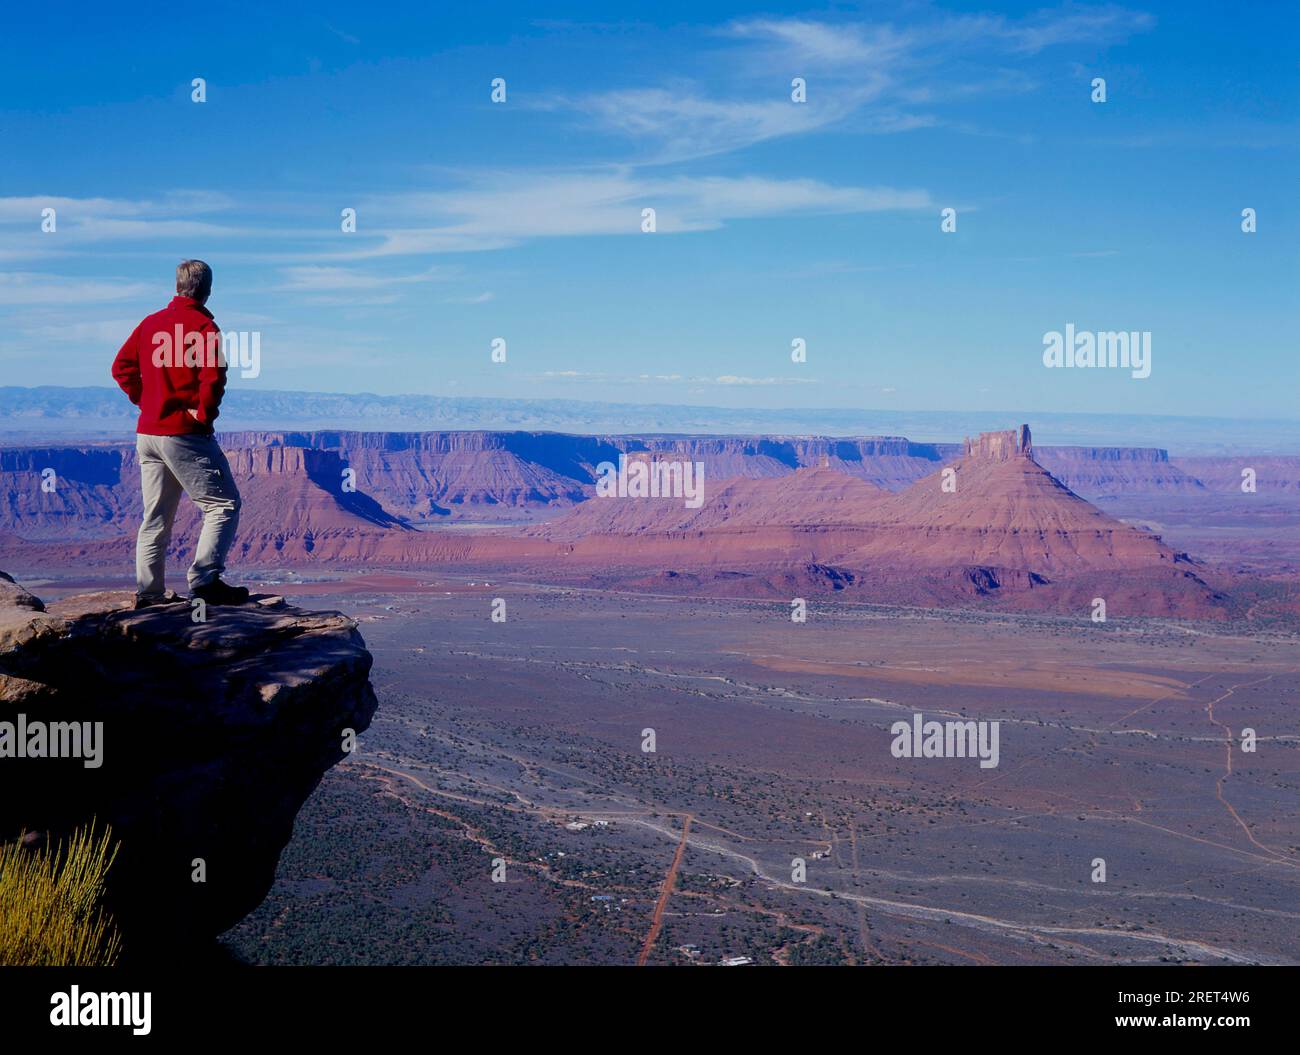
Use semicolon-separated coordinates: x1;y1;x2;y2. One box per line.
275;264;452;291
725;18;914;68
0;272;153;306
324;23;360;46
18;317;138;343
64;219;250;242
713;374;819;386
0;191;232;223
552;6;1156;161
555;82;879;162
729;7;1155;63
967;6;1157;54
352;171;933;256
0;191;255;250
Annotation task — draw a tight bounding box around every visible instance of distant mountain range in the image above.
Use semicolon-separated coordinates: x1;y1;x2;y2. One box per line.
4;385;1300;455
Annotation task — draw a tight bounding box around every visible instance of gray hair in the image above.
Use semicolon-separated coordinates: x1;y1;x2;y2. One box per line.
176;259;213;300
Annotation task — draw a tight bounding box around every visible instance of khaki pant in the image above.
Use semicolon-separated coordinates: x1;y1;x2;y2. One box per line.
135;433;241;597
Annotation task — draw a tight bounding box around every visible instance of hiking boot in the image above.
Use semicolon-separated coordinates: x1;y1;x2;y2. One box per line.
190;579;251;606
134;592;176;610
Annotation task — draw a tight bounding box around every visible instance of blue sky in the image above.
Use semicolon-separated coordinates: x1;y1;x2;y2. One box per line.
0;1;1296;422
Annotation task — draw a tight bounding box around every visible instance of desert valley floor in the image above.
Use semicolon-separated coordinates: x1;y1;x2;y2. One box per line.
33;570;1291;966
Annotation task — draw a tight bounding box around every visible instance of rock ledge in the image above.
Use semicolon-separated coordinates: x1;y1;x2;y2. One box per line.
0;577;378;955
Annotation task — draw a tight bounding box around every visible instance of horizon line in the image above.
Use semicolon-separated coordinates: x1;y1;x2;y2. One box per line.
3;384;1299;429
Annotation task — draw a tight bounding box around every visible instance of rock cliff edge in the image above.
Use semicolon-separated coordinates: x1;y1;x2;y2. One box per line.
0;572;378;956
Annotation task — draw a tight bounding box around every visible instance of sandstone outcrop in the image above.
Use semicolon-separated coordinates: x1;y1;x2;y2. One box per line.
518;427;1228;618
1037;446;1206;497
0;576;377;957
538;465;887;539
1171;456;1300;494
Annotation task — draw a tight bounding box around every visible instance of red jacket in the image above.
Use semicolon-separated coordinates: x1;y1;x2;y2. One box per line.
112;296;226;435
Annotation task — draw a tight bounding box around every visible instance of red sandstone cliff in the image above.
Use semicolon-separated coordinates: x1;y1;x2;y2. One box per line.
0;429;1232;547
0;427;1245;617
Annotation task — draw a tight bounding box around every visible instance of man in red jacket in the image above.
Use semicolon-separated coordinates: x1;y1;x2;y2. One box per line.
112;260;248;608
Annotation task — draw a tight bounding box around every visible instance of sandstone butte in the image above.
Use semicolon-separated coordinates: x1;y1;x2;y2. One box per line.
521;426;1227;618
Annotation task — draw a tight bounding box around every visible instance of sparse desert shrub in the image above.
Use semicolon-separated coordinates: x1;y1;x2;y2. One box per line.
0;822;122;966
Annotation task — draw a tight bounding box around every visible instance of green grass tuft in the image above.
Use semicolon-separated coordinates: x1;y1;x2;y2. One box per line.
0;822;123;966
